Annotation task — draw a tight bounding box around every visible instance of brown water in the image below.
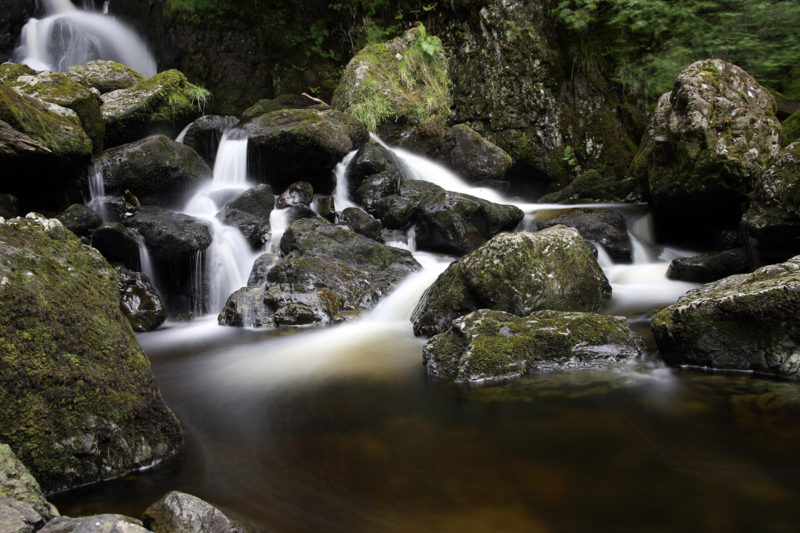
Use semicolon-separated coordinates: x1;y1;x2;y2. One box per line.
51;318;800;533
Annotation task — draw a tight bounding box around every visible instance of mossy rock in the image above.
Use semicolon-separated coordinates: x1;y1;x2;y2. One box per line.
423;309;644;383
0;214;182;492
652;255;800;379
65;59;146;94
0;443;56;524
528;207;633;263
538;169;637;203
782;109;800;147
239;94;320;122
434;124;512;184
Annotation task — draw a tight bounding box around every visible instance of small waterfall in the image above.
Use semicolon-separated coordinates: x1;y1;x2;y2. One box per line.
137;236;156;283
15;0;157;75
332;150;358;211
267;208;291;254
87;160;110;221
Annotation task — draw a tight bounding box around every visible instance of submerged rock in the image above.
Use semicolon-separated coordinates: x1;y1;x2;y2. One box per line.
66;60;146;94
115;266;167;332
179;114;238;167
667;248;750;283
529;208;633;263
412;226;611;337
652;256;800;379
424;309;644;383
0;214;182;492
216;184;274;248
143;491;249;533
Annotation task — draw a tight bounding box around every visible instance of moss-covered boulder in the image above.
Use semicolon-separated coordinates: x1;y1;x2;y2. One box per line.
667;248;750;283
101;69;208;147
630;59;781;244
333;25;450;149
91;134;212;208
65;59;146;94
115;266;167;332
412;226;611;337
424;309;644;383
0;214;182;492
241;108;368;193
55;203;102;238
528;208;632;263
652;256;800;379
179;114;238;167
0;443;58;531
434;124;512;184
215;184;275;248
741;142;800;263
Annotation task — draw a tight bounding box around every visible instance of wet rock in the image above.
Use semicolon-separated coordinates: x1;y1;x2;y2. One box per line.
92;134;212;208
537;169;637;203
273;303;318;327
125;206;211;263
313;195;336;222
90;222;142;271
652;255;800;379
630;59;781;244
56;203;102;237
143;491;249;533
667;248;750;283
340;207;382;241
216;184;274;248
347;141;402;195
354;170;404;215
0;214;182;492
179;114;238;167
65;59;146;94
435;124;512;184
530;208;632;263
0;443;58;529
246;253;276;287
412;226;611;337
239;93;319;122
276;181;314;208
424;309;645;383
115;266;167;332
40;514;150;533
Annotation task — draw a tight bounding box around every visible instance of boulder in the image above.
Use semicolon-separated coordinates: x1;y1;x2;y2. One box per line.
741;142;800;263
354;170;404;215
435;124;512;184
246;252;276;287
91;134;212;208
529;208;632;263
652;256;800;379
216;184;274;248
90;222;143;271
340;207;382;241
412;226;611;337
276;181;314;208
179;114;238;167
0;444;58;530
241;108;368;193
347;141;402;196
101;69;208;147
630;59;781;244
40;515;150;533
424;309;645;382
115;266;167;332
667;248;750;283
124;206;211;263
65;59;146;94
143;491;248;533
0;214;182;492
239;93;319;122
56;203;102;237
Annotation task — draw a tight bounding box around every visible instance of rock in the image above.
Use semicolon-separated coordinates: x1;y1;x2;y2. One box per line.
56;203;102;237
0;1;34;62
65;59;146;94
239;93;319;122
0;497;45;533
741;142;800;263
652;256;800;379
783;109;800;146
101;69;208;147
424;309;645;382
90;222;143;271
0;214;182;492
412;226;611;337
242;108;368;193
435;124;512;184
340;207;382;241
537;169;637;203
273;303;318;327
179;114;238;167
115;266;167;332
354;170;403;215
143;491;249;533
216;184;274;248
246;253;276;287
313;195;336;222
667;248;750;283
91;134;212;208
0;444;57;526
276;181;314;208
529;208;632;263
347;141;402;196
125;206;211;263
0;194;17;218
40;514;151;533
630;59;781;244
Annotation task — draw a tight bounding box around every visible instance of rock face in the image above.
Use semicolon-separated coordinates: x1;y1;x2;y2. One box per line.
435;124;512;184
219;218;419;328
0;214;182;492
652;256;800;379
0;443;58;533
741;142;800;263
667;248;750;283
216;184;274;248
529;208;632;263
630;59;781;244
412;226;611;337
143;491;248;533
92;134;213;208
65;60;146;94
424;309;645;382
115;266;168;332
241;108;368;193
125;206;211;263
179;114;238;167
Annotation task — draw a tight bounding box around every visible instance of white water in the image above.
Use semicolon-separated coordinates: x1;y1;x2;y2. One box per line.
332;150;358;211
267;208;291;255
15;0;156;75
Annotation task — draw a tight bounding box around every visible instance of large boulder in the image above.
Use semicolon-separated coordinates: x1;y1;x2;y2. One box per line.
741;141;800;263
347;141;402;197
424;309;645;383
179;114;238;167
434;124;512;184
124;206;211;263
91;134;213;208
101;69;208;147
630;59;782;244
0;444;58;533
241;108;368;193
412;226;611;337
529;208;632;263
143;491;249;533
215;184;275;248
0;214;182;492
115;266;168;332
65;60;146;94
652;256;800;379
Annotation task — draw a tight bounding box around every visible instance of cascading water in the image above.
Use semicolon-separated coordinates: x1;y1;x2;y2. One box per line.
14;0;156;75
332;150;359;211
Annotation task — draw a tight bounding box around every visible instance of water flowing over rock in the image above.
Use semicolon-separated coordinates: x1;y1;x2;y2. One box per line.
143;491;250;533
215;184;275;248
667;248;751;283
424;309;645;383
0;443;58;532
630;59;781;244
115;266;167;332
528;208;633;263
652;256;800;379
91;134;213;208
412;226;611;337
0;214;182;492
65;59;146;94
179;114;238;166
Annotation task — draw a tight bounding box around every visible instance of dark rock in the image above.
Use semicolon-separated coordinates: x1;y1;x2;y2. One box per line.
0;2;34;63
0;214;182;492
246;253;276;287
240;93;319;122
40;514;150;533
412;226;611;337
125;206;211;263
92;134;212;208
538;169;637;203
340;207;382;241
652;256;800;379
65;59;146;94
216;184;274;248
56;203;102;237
667;248;751;283
179;114;238;167
285;205;318;225
348;141;401;195
90;222;143;271
354;170;403;215
435;124;512;183
424;309;645;382
0;194;17;218
143;491;249;533
94;196;129;223
530;208;632;263
115;266;167;332
313;195;336;222
274;303;318;327
276;181;314;208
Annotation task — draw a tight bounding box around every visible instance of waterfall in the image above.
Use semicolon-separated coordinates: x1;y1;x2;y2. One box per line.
87;160;110;221
266;208;291;255
14;0;157;76
332;150;358;211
